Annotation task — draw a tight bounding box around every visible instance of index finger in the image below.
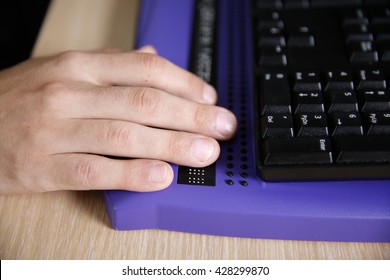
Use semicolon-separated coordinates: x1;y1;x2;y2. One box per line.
51;50;218;105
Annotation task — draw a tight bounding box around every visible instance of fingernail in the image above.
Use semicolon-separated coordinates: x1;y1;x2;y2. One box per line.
216;109;237;137
148;163;168;183
191;138;215;163
203;84;217;104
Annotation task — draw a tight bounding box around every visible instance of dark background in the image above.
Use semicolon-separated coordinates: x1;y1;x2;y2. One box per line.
0;0;51;70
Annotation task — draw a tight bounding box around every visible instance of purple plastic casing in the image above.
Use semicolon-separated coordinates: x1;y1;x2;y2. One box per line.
103;0;390;241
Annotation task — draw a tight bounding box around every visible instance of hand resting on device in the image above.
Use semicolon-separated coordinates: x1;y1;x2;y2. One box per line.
0;46;237;194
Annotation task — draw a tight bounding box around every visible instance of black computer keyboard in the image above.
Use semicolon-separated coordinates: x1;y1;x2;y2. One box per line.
253;0;390;180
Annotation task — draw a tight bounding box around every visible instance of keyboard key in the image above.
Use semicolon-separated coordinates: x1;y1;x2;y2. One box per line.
328;112;364;135
262;137;333;165
343;23;371;34
371;17;390;27
257;19;284;31
259;73;291;114
376;33;390;42
363;112;390;134
294;113;329;137
342;17;369;27
377;40;390;62
288;34;315;47
259;53;288;66
358;89;390;111
257;45;287;66
255;0;283;10
325;71;354;90
368;6;390;17
293;71;322;91
311;0;362;7
258;26;284;36
260;113;294;138
348;41;379;63
334;135;390;163
284;0;309;9
350;51;379;63
293;91;325;113
258;35;286;47
357;69;387;89
348;40;375;52
345;32;374;42
365;1;389;7
325;90;359;112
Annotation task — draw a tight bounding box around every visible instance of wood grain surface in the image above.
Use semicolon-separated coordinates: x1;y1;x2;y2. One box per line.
1;191;389;259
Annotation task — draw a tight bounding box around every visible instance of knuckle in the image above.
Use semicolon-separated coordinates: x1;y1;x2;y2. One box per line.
138;53;167;83
184;73;202;94
36;81;69;115
193;105;213;131
74;159;101;188
40;81;67;99
40;81;67;95
165;132;186;160
52;51;89;75
118;167;138;189
132;88;160;116
104;121;133;151
54;51;83;67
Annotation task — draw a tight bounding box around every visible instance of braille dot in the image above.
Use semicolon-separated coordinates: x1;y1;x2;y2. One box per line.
225;179;234;186
240;180;248;187
240;164;248;170
226;163;234;169
226;171;234;177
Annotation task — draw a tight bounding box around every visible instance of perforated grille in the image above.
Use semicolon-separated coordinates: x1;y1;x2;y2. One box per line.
177;0;254;187
219;0;254;187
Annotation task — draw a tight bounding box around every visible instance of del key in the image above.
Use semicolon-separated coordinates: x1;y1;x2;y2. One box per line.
259;73;291;115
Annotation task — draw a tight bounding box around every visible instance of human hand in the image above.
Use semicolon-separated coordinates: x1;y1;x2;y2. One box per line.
0;47;237;194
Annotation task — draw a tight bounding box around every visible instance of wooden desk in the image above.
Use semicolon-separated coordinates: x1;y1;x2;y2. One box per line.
1;0;389;259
